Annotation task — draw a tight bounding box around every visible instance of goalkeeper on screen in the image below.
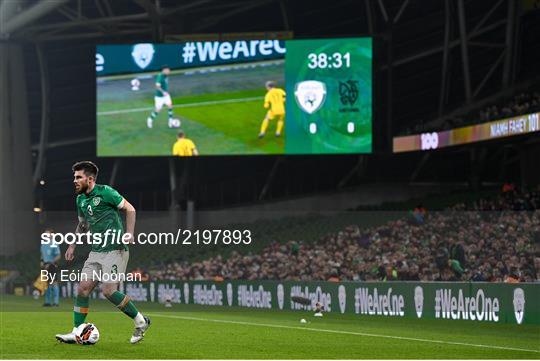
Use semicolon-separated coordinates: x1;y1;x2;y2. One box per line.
258;81;286;138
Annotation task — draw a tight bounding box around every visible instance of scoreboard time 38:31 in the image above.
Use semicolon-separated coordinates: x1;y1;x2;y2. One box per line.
285;38;372;154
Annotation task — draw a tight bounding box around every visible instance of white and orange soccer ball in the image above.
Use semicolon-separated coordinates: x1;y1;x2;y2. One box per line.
75;323;100;345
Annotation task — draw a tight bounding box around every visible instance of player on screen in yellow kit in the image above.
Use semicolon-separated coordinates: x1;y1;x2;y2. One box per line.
172;131;199;156
258;81;286;138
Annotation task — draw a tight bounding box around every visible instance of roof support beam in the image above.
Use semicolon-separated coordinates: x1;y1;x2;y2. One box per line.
23;12;149;33
0;0;20;31
393;0;409;24
1;0;69;36
380;19;507;70
438;0;451;116
502;0;517;87
134;0;163;41
194;0;274;32
473;51;504;98
31;137;95;151
32;45;50;187
376;0;388;23
457;0;472;102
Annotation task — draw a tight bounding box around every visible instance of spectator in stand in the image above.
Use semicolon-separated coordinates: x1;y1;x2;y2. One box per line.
504;267;521;283
413;204;427;225
502;182;516;194
408;88;540;135
40;228;61;307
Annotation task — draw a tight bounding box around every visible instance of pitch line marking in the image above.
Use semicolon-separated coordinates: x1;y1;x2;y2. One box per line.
149;313;540;354
97;96;262;116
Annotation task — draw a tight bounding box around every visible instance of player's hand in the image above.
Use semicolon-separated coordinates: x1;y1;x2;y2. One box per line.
163;91;170;97
65;245;75;261
124;232;135;244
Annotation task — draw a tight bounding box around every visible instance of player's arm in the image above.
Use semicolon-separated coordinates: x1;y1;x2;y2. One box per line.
155;74;169;97
119;198;136;244
189;140;199;156
75;217;89;234
156;82;168;97
65;217;88;261
264;93;270;109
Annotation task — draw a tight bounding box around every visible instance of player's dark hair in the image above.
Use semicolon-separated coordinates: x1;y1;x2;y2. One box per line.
72;161;99;179
266;81;275;88
177;131;185;138
161;65;170;71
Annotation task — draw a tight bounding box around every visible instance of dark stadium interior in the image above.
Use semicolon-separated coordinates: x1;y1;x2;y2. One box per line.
5;0;536;211
1;0;539;270
2;1;540;358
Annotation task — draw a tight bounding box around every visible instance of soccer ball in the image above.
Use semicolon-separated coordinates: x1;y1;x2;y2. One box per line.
75;323;100;345
131;78;140;91
32;289;40;300
169;118;181;128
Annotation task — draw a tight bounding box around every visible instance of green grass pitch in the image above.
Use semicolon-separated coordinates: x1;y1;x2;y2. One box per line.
1;295;539;359
97;63;285;157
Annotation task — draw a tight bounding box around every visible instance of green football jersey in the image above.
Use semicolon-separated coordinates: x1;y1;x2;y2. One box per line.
76;184;127;252
155;72;168;97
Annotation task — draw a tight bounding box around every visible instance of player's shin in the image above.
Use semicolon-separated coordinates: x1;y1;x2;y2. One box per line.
276;120;284;136
73;295;90;327
107;290;145;327
44;287;52;305
52;284;60;305
260;118;269;136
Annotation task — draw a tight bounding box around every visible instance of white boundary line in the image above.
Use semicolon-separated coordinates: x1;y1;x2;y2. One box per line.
97;59;284;81
148;313;540;354
97;96;262;116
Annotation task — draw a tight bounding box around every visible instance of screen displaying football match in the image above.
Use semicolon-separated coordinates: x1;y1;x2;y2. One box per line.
96;38;372;156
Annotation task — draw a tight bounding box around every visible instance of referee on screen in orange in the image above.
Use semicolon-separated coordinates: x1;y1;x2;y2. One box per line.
172;131;198;156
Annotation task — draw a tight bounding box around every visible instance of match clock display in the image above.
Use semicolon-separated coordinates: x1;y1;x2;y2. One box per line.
285;38;372;154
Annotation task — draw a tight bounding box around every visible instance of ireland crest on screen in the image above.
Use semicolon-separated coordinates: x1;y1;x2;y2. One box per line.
131;43;155;69
294;80;326;114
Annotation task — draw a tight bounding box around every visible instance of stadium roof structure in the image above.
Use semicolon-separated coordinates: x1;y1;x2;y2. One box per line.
1;0;539;212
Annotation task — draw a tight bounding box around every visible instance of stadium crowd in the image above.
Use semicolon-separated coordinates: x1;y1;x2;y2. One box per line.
478;91;540;122
444;89;540;131
145;187;540;283
405;88;540;134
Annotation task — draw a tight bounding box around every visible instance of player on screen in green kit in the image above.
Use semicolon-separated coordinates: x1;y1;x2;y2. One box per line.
55;161;151;344
147;65;178;129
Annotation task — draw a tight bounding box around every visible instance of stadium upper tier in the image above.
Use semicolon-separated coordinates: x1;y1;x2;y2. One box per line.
401;86;540;136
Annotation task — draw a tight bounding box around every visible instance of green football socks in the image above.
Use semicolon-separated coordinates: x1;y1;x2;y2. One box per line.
73;295;89;327
107;291;139;319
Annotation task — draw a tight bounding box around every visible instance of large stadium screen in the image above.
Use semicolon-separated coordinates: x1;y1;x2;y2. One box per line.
96;38;372;156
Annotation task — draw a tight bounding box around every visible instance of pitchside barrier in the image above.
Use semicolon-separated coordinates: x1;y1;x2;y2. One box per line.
60;281;539;325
